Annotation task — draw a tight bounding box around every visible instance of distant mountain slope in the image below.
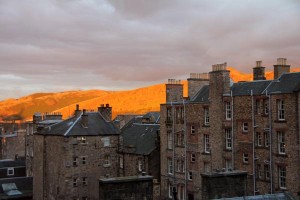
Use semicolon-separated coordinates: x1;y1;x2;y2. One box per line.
1;67;299;121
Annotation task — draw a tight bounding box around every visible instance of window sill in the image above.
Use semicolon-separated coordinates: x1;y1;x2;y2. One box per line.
103;164;111;168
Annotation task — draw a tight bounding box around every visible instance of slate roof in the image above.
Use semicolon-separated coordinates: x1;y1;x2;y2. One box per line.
38;112;119;136
0;160;25;169
231;80;272;96
191;85;209;103
142;112;160;123
267;72;300;94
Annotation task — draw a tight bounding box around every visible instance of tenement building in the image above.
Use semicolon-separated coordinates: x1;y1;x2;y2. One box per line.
160;58;300;199
33;104;119;200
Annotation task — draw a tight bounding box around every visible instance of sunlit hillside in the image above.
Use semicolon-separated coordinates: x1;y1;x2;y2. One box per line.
1;67;299;122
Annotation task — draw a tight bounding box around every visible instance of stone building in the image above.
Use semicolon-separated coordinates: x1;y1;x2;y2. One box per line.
119;112;161;198
160;58;300;199
33;104;119;200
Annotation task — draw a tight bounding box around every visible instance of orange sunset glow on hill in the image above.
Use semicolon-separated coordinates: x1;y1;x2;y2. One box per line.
1;67;299;122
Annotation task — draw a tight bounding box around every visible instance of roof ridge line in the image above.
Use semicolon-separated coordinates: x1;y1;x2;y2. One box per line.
64;116;81;137
261;80;275;95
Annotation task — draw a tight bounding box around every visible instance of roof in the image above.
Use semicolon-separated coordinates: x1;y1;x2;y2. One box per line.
0;177;32;199
213;193;289;200
0;160;25;169
231;80;272;96
38;112;119;136
142;112;160;123
191;85;209;103
267;72;300;94
99;175;153;184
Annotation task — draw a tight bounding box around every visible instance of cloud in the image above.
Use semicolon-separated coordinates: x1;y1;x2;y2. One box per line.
0;0;299;99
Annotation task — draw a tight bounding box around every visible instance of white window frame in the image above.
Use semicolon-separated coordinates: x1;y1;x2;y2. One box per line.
264;132;269;147
78;136;86;144
168;159;173;174
278;131;286;154
204;108;209;125
256;132;262;146
225;159;232;170
104;155;110;167
243;153;249;163
167;132;173;149
168;184;173;198
138;159;143;172
277;100;285;120
225;102;231;120
119;157;123;169
102;137;110;147
204;134;210;153
225;129;232;150
278;166;286;189
188;171;193;181
242;122;248;132
7;168;14;176
191;126;196;134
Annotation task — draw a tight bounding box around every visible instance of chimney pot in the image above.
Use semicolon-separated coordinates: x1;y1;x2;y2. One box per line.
76;104;79;110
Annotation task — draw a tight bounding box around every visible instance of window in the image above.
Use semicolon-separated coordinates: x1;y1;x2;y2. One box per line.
225;129;232;150
119;157;123;169
104;155;110;167
191;126;195;134
73;157;78;166
138;159;143;172
243;153;249;163
82;156;87;165
255;100;260;114
277;100;285;120
204;108;209;125
191;153;196;162
7;168;14;176
176;107;184;120
256;132;262;146
225;159;232;170
168;184;173;198
177;132;184;146
264;99;269;115
204;134;210;153
73;178;78;187
82;177;87;186
264;131;269;147
167;108;172;121
77;136;86;144
278;166;286;189
264;164;270;180
256;164;262;179
177;184;185;200
177;160;185;173
242;122;248;132
102;137;110;147
188;171;193;180
204;162;210;173
167;132;173;149
225;102;231;120
168;159;173;174
278;131;285;154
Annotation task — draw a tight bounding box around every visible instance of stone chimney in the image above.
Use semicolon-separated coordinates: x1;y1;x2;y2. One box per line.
74;104;82;118
98;104;112;121
33;113;42;124
166;79;183;103
81;109;88;128
274;58;290;79
253;61;266;80
209;62;231;97
188;73;209;99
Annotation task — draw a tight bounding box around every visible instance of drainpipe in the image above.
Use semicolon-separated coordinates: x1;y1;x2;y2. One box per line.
251;90;256;195
183;99;187;200
267;91;273;194
172;102;175;186
231;90;234;169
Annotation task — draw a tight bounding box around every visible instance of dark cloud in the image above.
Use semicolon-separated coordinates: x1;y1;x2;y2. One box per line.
0;0;299;100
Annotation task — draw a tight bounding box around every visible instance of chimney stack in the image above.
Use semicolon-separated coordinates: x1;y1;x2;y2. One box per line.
98;104;112;121
187;73;209;99
274;58;290;79
166;79;183;103
209;62;230;96
253;61;266;80
81;109;88;128
74;104;81;118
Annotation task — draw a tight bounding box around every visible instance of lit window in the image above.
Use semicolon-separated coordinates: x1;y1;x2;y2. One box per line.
242;122;248;132
256;132;262;146
167;132;173;149
225;129;232;150
278;166;286;189
243;153;249;163
191;153;196;162
204;108;209;125
82;177;87;186
188;171;193;180
225;102;231;120
204;134;210;153
191;126;196;134
277;100;285;120
7;168;14;176
278;131;286;154
168;159;173;174
264;132;269;147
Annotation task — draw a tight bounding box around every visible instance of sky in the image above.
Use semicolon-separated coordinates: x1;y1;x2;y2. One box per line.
0;0;300;100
